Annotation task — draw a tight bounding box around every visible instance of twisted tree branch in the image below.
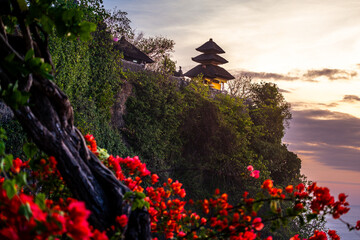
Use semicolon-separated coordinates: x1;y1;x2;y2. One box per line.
0;11;150;240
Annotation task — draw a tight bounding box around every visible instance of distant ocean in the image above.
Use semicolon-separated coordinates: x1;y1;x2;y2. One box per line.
326;205;360;239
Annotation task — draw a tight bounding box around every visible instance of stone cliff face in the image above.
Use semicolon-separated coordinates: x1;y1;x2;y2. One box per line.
0;101;13;122
110;80;133;131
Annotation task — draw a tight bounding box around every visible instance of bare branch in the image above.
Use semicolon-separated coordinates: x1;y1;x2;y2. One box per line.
0;30;24;61
0;17;7;42
227;75;252;98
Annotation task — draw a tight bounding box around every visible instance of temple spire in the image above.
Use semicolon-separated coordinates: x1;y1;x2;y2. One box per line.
185;38;234;90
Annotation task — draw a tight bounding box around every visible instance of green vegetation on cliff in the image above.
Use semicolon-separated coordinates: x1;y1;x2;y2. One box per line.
0;0;301;205
123;73;301;202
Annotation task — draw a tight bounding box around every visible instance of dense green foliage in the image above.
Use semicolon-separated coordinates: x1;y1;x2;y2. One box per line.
1;9;301;200
123;74;301;202
48;19;132;157
248;82;301;185
0;0;301;226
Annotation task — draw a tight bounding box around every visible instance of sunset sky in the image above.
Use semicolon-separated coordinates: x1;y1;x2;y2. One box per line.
103;0;360;206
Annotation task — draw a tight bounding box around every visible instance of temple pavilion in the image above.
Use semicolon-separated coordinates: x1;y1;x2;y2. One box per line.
184;38;234;90
114;36;154;65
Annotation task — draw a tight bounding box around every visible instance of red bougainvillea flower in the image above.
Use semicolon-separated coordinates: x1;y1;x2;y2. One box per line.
290;234;301;240
328;229;340;240
0;227;19;240
309;230;327;240
250;170;260;179
294;203;304;211
178;231;186;237
3;133;354;240
285;185;294;193
247;165;254;171
241;230;257;239
215;188;220;195
338;193;347;203
261;179;273;191
66;201;92;240
116;214;128;228
296;183;305;192
151;174;159;184
247;166;260;179
84;134;98;155
356;220;360;230
12;158;22;173
92;229;109;240
252;217;264;231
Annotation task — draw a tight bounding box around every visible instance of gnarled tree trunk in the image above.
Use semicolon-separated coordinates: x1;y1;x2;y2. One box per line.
0;13;150;239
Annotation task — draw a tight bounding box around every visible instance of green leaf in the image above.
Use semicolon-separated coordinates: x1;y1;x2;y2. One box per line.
131;199;139;211
0;142;5;155
270;219;281;232
280;217;289;225
135;191;146;199
306;213;318;222
298;215;305;226
24;50;34;62
4;154;13;171
35;193;46;210
16;0;28;12
0;158;4;171
40;63;52;73
124;191;134;200
79;22;96;41
62;9;75;22
3;179;17;199
0;128;6;140
19;92;30;105
40;15;54;33
98;148;109;161
23;142;38;159
15;172;27;187
28;57;42;69
1;82;30;110
19;202;33;220
4;53;15;62
13;90;21;103
286;207;294;216
270;200;279;213
252;201;263;212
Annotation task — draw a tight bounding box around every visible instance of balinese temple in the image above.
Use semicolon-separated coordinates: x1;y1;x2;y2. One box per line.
114;36;154;66
185;38;234;90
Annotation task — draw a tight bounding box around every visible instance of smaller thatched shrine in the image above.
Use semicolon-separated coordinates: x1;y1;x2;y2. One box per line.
185;38;234;90
114;36;154;66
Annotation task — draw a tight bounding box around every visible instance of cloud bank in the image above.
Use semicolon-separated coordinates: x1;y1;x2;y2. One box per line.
284;109;360;172
232;67;358;82
303;68;357;80
342;95;360;102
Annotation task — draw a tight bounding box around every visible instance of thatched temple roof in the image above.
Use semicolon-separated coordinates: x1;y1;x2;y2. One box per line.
185;64;234;80
114;37;154;64
192;53;228;65
195;38;225;54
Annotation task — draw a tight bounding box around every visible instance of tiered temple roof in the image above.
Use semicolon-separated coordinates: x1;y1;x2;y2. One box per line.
184;38;234;90
192;54;228;65
196;39;225;54
185;64;234;80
